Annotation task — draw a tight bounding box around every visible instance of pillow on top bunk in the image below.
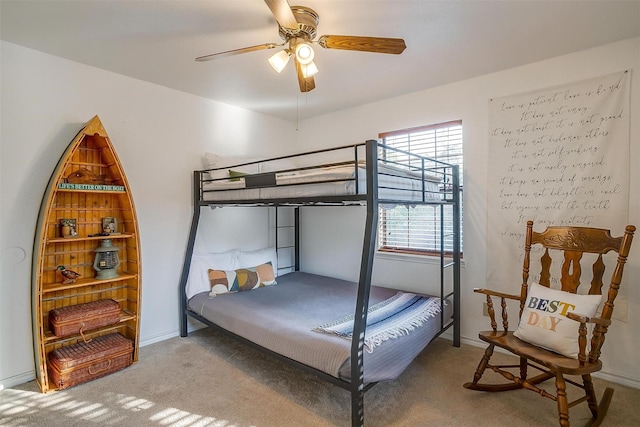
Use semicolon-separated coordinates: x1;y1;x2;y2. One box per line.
513;283;602;358
185;250;239;299
208;262;277;295
259;157;298;173
228;170;247;181
205;152;260;180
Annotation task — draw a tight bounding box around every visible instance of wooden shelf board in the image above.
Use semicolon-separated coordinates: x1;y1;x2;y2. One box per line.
46;233;135;244
66;160;117;168
42;273;138;293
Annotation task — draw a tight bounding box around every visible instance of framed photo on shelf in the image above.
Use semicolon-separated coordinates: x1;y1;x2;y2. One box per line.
102;217;120;234
60;218;77;238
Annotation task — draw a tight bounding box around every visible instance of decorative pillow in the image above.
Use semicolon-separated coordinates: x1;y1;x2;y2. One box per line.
208;262;277;296
513;283;602;358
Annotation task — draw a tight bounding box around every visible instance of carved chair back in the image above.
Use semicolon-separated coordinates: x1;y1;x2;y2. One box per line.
519;220;635;362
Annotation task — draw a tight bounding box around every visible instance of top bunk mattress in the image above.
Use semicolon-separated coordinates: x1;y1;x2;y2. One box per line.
201;162;443;203
188;271;453;384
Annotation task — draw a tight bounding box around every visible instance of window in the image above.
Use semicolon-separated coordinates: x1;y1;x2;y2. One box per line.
378;120;463;256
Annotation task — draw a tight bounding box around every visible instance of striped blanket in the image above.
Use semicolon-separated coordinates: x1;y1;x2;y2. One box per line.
312;292;444;353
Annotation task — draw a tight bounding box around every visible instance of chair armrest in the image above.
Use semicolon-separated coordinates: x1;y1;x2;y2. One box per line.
473;288;522;301
566;312;612;327
565;312;612;364
473;288;522;332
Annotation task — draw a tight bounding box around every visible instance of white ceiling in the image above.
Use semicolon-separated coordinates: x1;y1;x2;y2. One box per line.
2;1;639;122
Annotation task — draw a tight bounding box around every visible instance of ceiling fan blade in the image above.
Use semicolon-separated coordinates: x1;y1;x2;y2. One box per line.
264;0;298;30
317;35;406;54
295;59;315;92
195;43;278;62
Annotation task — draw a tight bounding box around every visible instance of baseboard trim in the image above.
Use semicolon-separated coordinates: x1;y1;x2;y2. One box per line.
139;330;179;347
0;371;35;391
593;370;640;389
139;319;207;347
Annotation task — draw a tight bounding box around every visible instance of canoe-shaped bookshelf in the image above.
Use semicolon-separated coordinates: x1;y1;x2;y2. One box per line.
31;115;141;392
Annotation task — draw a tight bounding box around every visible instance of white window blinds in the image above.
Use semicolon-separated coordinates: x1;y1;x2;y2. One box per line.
378;121;463;255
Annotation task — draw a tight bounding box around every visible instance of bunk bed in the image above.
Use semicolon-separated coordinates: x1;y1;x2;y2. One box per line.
178;140;461;426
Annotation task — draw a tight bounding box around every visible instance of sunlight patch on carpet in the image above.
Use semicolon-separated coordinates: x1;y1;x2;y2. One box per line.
0;389;230;426
149;407;225;426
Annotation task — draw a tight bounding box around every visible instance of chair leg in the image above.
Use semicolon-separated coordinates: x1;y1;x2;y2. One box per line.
516;355;530;390
583;374;599;417
462;344;494;389
555;374;570;427
585;387;614;427
464;344;538;392
474;344;494;383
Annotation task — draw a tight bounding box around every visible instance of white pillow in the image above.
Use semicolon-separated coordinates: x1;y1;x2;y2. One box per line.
260;157;298;173
238;247;278;276
513;283;602;358
185;250;239;299
204;152;260;180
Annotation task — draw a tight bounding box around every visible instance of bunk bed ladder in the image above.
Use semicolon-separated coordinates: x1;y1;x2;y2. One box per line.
451;164;461;347
178;170;203;337
439;165;461;347
438;165;461;347
274;206;300;273
350;139;379;427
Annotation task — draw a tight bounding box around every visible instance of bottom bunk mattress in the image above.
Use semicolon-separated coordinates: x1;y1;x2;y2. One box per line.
188;271;453;384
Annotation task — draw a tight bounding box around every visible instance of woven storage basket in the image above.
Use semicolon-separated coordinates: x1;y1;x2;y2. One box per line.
48;333;133;389
49;299;120;338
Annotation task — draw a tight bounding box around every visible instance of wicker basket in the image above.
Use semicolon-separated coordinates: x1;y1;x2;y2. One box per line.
48;333;133;390
49;299;120;338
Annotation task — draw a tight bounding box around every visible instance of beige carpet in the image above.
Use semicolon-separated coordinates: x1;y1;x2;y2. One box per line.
1;328;639;426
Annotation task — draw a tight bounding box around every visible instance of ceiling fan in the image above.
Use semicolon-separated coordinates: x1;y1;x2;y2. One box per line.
195;0;406;92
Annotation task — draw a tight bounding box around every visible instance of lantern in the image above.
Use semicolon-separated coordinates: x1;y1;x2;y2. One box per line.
93;239;120;279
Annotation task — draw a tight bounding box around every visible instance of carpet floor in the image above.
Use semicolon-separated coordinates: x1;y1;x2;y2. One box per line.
1;328;639;426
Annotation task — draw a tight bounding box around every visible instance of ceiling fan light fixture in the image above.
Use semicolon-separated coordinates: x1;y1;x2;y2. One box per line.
195;3;406;93
268;49;291;73
301;61;319;78
295;42;314;65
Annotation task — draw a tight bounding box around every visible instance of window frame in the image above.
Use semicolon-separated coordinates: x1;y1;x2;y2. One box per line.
377;120;463;258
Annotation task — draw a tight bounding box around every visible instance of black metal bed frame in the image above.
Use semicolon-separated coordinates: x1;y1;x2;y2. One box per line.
178;139;461;426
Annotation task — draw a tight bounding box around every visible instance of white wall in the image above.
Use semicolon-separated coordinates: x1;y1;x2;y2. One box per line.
297;37;640;387
2;36;639;390
0;41;297;388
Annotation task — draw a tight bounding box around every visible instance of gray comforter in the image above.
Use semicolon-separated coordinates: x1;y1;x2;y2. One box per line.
188;271;452;383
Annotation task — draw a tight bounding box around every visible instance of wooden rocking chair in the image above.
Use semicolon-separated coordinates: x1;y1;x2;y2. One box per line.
464;221;635;427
